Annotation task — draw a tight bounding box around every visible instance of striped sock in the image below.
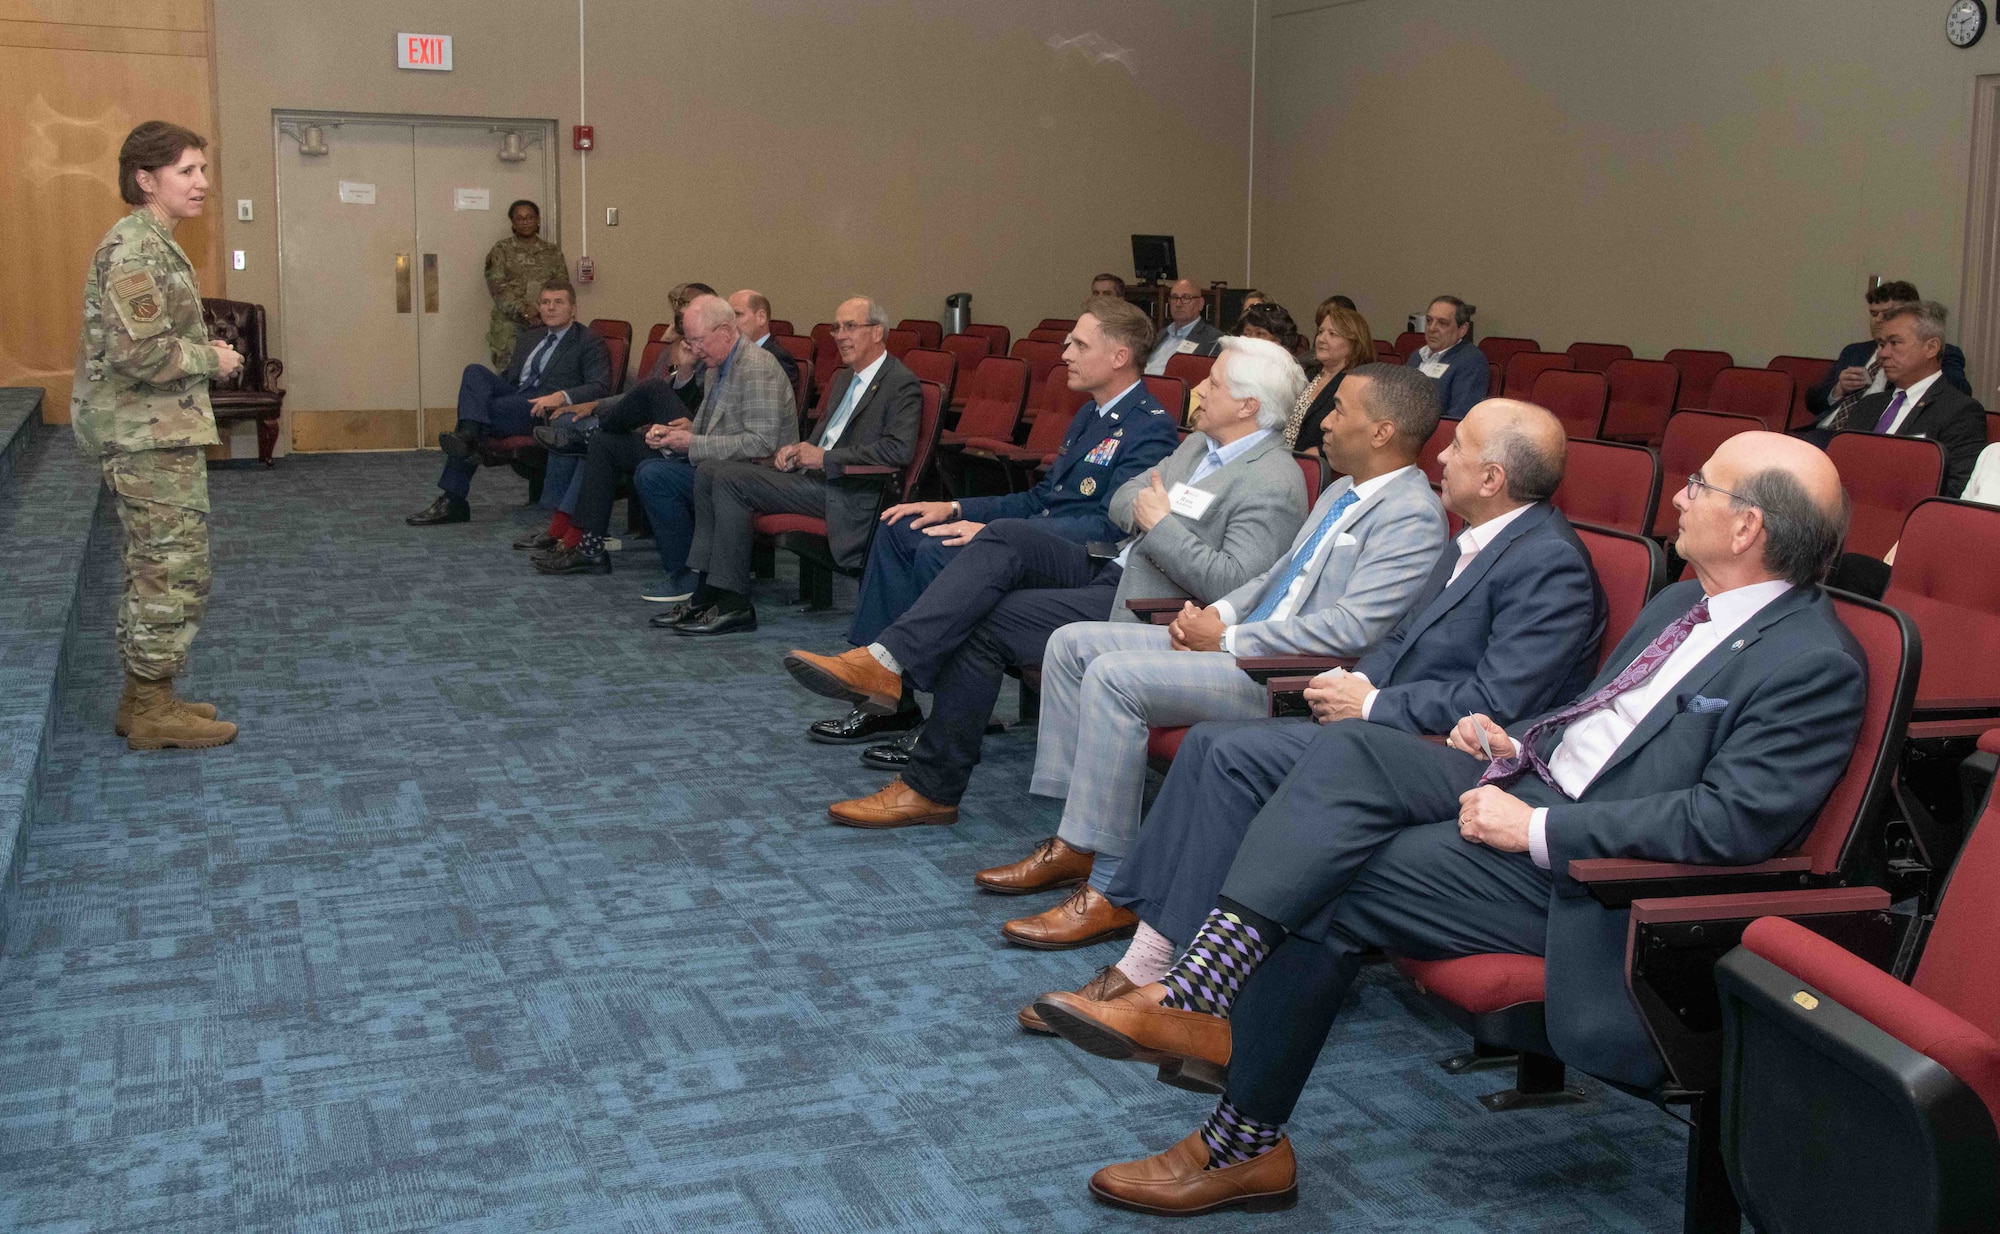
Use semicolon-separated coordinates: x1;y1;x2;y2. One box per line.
1158;906;1276;1019
1198;1098;1283;1169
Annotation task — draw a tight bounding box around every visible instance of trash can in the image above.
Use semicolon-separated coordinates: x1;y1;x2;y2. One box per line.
944;292;972;337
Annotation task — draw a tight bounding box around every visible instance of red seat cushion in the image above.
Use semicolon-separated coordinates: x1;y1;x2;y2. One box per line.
958;436;1040;461
753;514;827;536
1147;726;1189;762
1981;729;2000;757
1392;953;1547;1014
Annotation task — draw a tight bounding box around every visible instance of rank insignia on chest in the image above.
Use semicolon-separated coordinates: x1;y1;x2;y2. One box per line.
1084;437;1121;466
1080;477;1097;496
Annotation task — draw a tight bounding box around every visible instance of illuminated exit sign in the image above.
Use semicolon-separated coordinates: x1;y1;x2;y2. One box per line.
397;33;453;71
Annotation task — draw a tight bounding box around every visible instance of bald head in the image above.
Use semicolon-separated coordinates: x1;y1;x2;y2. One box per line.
728;289;771;339
1677;431;1849;589
1476;398;1567;501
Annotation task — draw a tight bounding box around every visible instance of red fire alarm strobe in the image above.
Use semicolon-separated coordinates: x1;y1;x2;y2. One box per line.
573;125;594;151
577;256;595;284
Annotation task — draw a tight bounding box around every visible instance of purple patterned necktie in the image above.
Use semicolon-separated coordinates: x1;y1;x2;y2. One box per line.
1871;390;1907;434
1480;597;1712;792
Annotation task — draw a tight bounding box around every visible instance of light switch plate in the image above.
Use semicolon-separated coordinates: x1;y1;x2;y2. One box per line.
232;250;246;270
605;207;619;226
237;199;253;221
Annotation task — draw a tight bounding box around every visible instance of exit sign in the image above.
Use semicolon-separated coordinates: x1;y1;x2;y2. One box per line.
397;32;453;71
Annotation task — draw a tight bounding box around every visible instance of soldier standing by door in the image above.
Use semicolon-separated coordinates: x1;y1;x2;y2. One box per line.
72;120;245;750
484;200;569;367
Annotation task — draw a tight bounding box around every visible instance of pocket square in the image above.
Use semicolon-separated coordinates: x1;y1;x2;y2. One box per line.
1685;695;1730;714
1333;531;1359;547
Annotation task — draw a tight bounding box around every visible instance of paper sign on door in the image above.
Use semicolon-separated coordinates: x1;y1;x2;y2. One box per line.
454;188;490;211
338;181;376;205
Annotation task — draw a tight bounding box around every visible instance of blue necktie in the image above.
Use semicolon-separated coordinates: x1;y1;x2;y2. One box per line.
523;335;556;388
1244;487;1359;623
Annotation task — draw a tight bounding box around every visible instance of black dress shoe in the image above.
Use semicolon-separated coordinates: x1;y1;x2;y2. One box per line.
513;529;558;551
533;423;590;455
670;605;758;636
438;428;479;459
808;707;922;746
534;545;612;574
648;602;695;628
861;728;921;770
407;494;470;525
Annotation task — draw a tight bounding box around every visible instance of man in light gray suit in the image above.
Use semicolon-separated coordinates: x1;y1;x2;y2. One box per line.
786;338;1312;836
1009;363;1447;948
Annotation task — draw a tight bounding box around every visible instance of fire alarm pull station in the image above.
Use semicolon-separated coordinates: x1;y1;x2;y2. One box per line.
578;256;595;284
573;125;594;151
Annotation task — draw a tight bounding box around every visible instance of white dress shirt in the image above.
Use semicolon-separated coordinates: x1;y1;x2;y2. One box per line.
520;323;572;398
1214;464;1418;653
1524;578;1795;868
819;351;888;448
1113;428;1273;568
1878;369;1943;435
1147;319;1203;376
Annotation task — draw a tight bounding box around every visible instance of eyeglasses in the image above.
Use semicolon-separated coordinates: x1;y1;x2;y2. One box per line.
1168;293;1203;303
831;321;881;335
1684;472;1757;508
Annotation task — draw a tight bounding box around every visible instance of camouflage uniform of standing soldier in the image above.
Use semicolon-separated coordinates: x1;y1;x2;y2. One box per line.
484;200;570;368
72;120;244;751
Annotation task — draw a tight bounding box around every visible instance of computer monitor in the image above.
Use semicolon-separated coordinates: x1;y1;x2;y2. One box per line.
1131;234;1177;284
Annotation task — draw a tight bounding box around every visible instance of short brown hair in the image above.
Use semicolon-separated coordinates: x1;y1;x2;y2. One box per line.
119;121;207;206
1081;295;1154;369
1867;280;1920;305
538;282;575;302
1317;305;1376;375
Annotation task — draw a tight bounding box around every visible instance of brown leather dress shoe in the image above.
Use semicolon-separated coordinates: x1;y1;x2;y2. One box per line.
1089;1131;1297;1216
827;778;958;829
1035;986;1232;1094
783;647;906;715
1000;885;1138;950
975;836;1094;895
1019;964;1136;1034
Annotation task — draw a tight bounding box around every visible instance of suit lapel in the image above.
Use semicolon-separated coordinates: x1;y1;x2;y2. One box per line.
1389;503;1548;665
1048;404;1106;484
1301;468;1411;589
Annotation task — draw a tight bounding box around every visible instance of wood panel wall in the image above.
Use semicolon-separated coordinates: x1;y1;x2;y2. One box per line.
1;0;224;423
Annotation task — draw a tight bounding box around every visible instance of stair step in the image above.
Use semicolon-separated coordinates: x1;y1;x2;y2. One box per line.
0;387;46;496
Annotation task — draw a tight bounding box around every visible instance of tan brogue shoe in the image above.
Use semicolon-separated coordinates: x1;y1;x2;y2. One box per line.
782;647;905;715
827;778;958;829
1018;964;1136;1034
1034;986;1232;1093
1000;885;1138;950
975;836;1093;895
1088;1131;1297;1216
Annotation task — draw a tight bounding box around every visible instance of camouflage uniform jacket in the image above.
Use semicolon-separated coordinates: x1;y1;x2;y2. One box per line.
70;208;220;457
485;235;569;324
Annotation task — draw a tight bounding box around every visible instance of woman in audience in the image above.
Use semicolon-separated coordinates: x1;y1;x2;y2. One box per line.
1233;301;1303;361
1285;303;1374;456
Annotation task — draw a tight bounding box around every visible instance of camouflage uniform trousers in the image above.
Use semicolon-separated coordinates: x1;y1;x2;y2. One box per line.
102;446;211;682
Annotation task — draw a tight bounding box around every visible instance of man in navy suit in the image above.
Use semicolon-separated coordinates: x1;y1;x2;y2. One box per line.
1404;295;1489;420
1015;399;1604;1032
1804;280;1969;418
1034;430;1862;1217
408;283;611;525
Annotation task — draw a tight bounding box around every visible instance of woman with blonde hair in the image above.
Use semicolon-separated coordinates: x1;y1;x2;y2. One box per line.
1286;303;1374;456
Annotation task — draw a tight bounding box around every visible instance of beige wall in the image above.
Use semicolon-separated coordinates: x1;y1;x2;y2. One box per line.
1253;0;2000;383
214;0;1254;368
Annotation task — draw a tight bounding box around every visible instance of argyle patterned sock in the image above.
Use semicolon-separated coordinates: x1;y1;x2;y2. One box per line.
1199;1098;1284;1169
1157;906;1277;1019
577;531;606;558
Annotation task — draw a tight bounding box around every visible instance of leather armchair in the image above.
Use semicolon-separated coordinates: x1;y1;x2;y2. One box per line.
200;298;285;466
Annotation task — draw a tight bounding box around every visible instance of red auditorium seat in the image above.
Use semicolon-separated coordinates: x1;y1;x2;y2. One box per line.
1294;452;1326;506
939;356;1029;448
754;379;945;609
1008;340;1064;420
1022;360;1070;427
1565;341;1633;373
1144;375;1188;421
1653;411;1763;540
895;319;942;349
1665;348;1735;410
964;323;1011;356
1552;439;1660;537
1825;431;1944;559
587;318;632;343
1479;336;1542;381
1715;745;2000;1233
601;336;630;395
1570;526;1666;669
1036;318;1077;332
647;321;677;344
1600;359;1681;445
901;348;957;409
1988;410;2000;444
1374;340;1400;362
812;332;843;392
775;335;813;414
1397;592;1916;1233
960;367;1084;492
1764;355;1836;431
766;319;793;336
1393;331;1426;360
1502;351;1574;400
1027;327;1070;345
635;337;668;386
1882;497;2000;738
939;334;991;406
1164;353;1215;390
1530;369;1608;439
1702;367;1794;431
1419;420;1456;488
883;329;919;360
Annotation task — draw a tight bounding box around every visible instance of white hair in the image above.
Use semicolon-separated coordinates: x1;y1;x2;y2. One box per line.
1215;336;1307;431
682;294;736;334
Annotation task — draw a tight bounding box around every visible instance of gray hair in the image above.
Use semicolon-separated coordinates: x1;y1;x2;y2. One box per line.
1885;299;1948;345
1349;362;1443;448
847;296;890;329
1731;469;1851;587
1214;336;1307;432
682;294;736;334
1483;418;1566;502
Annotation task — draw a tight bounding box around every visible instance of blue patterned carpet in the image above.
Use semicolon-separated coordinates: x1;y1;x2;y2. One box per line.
0;452;1696;1232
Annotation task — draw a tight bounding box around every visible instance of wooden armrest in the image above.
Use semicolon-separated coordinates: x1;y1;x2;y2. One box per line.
1264;674;1319;718
840;465;900;477
1234;655;1356;683
1911;695;2000;715
1570;854;1814;908
1629;885;1889;926
1124;598;1187;627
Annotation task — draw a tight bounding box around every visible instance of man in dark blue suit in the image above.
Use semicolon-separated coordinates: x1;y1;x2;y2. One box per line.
1034;431;1863;1217
1404;295;1489;420
817;298;1178;739
1804;280;1969;418
407;283;611;525
1015;399;1604;1030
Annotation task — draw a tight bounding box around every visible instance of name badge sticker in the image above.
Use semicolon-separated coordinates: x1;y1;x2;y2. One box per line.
1176;339;1200;354
1418;359;1449;379
1167;482;1218;520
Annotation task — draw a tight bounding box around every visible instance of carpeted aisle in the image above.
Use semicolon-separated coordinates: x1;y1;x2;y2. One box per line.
0;452;1693;1232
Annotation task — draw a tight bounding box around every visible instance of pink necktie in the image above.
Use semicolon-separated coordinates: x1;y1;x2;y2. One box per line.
1872;390;1907;434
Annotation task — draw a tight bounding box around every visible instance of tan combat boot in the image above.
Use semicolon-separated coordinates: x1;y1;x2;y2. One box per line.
114;674;218;737
124;675;237;751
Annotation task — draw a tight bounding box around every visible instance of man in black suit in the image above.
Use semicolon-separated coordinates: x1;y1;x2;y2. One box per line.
1034;431;1863;1216
1805;280;1970;417
1017;399;1606;1031
1804;299;1987;497
729;288;801;396
408;283;611;525
667;297;921;635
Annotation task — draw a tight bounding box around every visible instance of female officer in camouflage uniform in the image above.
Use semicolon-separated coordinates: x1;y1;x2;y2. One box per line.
484;200;569;367
72;120;243;751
